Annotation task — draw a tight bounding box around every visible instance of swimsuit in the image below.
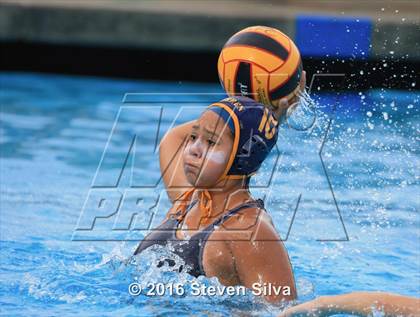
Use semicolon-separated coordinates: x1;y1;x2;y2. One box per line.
134;198;265;277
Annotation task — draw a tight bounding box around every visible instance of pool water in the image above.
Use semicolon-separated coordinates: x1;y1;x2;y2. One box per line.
0;72;419;316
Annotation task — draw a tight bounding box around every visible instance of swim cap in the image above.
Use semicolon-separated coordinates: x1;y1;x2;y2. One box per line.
207;96;279;181
173;96;278;223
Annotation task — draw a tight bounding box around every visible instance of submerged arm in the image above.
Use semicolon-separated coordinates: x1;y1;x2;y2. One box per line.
279;292;420;317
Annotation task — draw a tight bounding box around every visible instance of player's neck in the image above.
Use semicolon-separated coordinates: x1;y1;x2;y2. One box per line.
197;179;252;217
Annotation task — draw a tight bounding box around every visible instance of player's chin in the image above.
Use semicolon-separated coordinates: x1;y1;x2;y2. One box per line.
184;170;198;186
184;170;205;187
193;174;220;188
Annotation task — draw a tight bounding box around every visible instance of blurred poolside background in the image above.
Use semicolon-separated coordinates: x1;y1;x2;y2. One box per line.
0;0;418;89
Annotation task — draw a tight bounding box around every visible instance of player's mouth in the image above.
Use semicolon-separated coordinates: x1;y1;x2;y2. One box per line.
184;162;199;174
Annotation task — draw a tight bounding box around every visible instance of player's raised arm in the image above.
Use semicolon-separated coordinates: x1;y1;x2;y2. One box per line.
159;120;195;202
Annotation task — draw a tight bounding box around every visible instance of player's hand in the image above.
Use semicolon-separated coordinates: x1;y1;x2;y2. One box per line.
272;70;306;121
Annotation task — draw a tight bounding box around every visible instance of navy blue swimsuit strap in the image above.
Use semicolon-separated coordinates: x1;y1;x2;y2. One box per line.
174;199;198;217
177;198;264;232
172;198;264;241
212;198;265;227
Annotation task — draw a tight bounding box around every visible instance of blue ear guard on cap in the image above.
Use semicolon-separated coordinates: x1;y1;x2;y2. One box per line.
207;96;279;180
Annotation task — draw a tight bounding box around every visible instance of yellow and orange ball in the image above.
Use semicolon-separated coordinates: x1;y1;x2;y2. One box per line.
218;26;302;108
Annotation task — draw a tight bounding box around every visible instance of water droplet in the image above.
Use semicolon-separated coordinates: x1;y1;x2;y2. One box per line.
366;111;373;117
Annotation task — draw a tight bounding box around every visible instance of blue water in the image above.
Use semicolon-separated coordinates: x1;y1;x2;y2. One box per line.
1;72;419;316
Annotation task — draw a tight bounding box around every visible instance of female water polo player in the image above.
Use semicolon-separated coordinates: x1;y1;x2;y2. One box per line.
134;72;306;303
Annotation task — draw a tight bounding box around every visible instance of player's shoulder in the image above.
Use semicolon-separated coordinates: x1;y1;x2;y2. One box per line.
213;201;278;240
226;200;273;226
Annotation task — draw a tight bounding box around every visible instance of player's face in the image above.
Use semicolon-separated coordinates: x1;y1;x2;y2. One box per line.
183;110;233;187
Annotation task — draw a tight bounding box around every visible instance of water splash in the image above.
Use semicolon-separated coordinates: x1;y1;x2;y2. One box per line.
285;90;320;132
